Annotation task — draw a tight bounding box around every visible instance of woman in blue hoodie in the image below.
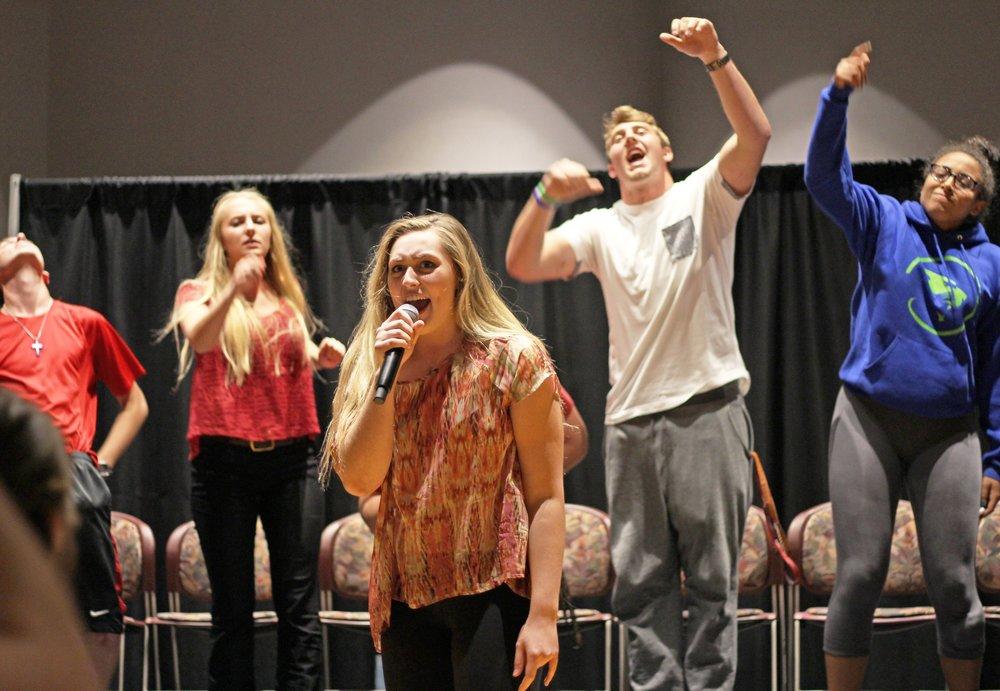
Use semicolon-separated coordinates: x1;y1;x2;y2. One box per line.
804;43;1000;691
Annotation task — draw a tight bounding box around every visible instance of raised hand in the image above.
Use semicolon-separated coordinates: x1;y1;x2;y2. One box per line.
834;41;872;90
542;159;604;204
232;254;265;302
659;17;725;63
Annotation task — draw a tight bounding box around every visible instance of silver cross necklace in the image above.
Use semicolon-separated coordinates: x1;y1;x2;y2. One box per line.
3;303;52;357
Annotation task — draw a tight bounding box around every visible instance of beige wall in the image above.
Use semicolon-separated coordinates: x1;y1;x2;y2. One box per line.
1;0;49;234
656;1;999;168
43;0;660;177
3;1;998;232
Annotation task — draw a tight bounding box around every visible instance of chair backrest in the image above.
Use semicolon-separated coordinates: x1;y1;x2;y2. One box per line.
788;500;926;596
319;513;374;602
318;505;617;603
164;519;273;603
563;503;613;599
738;505;783;594
976;508;1000;594
110;511;156;603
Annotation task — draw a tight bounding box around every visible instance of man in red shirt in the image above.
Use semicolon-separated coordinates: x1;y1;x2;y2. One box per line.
0;232;148;685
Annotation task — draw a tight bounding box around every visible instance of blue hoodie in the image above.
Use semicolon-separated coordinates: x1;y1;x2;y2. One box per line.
805;83;1000;481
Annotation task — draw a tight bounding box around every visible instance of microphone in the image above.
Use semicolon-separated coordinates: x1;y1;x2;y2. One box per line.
373;303;420;404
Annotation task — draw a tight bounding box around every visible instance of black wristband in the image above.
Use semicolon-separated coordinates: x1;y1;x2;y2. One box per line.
705;53;731;72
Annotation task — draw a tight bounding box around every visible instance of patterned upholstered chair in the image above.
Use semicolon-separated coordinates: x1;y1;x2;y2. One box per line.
787;500;934;691
110;511;158;691
560;503;616;691
149;519;277;689
735;505;785;691
977;507;1000;624
317;512;375;690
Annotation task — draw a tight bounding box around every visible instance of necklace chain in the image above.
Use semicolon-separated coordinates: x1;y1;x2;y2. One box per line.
2;303;52;357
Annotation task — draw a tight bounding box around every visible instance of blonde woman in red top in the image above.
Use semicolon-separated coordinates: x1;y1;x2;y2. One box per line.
164;188;344;690
322;213;565;691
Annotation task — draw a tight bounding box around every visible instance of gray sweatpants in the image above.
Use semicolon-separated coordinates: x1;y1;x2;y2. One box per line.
605;391;753;691
825;387;985;659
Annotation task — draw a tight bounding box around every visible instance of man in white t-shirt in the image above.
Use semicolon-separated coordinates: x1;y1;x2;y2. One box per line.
505;17;770;691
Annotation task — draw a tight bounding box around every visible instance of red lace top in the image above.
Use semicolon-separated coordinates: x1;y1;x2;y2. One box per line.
366;334;555;650
176;282;320;459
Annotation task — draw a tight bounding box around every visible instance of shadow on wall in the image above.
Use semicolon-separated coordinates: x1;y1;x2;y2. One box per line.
761;74;945;165
296;62;606;175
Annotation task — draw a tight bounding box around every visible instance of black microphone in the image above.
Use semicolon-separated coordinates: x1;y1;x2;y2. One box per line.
373;303;420;404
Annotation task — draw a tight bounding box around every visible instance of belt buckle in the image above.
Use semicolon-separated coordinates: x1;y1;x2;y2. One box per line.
249;439;276;453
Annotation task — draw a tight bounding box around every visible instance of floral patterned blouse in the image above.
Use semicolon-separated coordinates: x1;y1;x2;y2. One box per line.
369;334;555;649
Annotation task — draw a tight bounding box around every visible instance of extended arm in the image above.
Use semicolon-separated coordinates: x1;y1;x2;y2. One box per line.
95;382;148;469
660;18;771;195
511;375;565;690
802;42;887;258
505;159;603;283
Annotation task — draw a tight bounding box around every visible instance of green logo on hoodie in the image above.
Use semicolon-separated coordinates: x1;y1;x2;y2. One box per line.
905;256;980;336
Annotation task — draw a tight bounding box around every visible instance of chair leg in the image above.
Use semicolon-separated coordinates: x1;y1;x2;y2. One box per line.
118;630;126;691
793;619;801;691
142;626;150;691
152;623;161;690
618;620;627;691
322;624;331;690
775;585;788;691
770;619;778;691
170;628;181;690
603;618;611;691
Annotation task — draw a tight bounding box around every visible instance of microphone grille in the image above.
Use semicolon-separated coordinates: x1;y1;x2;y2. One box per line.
399;303;420;319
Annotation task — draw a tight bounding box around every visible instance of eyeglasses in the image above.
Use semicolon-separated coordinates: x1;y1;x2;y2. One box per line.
928;164;981;192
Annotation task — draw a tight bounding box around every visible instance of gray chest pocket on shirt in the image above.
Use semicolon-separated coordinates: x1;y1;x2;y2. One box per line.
661;216;696;260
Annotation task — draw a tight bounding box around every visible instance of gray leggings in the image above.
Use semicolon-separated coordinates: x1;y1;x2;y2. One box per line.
824;387;985;659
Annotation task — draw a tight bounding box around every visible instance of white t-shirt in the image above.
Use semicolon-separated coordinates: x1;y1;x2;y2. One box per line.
551;154;751;425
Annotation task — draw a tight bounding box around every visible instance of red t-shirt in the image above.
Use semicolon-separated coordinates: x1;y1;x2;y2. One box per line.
1;300;144;617
0;300;146;460
176;282;320;459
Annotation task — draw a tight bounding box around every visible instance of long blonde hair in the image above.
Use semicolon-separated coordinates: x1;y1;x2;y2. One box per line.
161;188;318;385
319;212;544;485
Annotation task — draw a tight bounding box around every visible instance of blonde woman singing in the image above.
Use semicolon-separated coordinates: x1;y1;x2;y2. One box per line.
322;213;564;691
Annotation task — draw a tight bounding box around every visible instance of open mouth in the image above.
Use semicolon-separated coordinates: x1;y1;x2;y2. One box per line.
627;149;645;164
405;298;431;315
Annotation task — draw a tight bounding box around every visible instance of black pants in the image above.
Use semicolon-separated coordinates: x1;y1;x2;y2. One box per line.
381;585;530;691
191;438;323;691
70;451;124;633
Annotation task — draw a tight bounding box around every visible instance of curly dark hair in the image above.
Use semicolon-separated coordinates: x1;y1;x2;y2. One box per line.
923;136;1000;220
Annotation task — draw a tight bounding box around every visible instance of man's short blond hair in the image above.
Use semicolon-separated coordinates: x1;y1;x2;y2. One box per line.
602;105;670;153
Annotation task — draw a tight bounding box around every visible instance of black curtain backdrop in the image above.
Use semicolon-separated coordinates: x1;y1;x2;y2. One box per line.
17;165;1000;689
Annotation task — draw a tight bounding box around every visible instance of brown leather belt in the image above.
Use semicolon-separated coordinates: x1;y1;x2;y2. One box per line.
201;436;310;453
